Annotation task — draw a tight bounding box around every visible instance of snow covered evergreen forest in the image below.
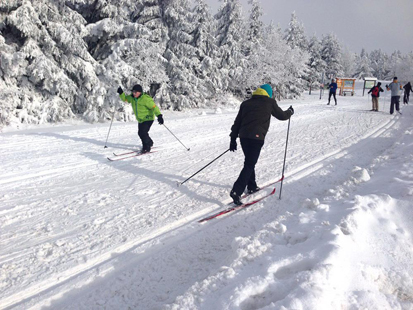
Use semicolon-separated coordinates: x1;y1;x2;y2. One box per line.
1;0;413;129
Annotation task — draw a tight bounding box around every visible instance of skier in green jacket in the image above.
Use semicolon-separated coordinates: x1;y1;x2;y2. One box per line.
117;84;164;153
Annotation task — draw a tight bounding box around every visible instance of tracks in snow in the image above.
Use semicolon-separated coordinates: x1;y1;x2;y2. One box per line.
1;113;398;310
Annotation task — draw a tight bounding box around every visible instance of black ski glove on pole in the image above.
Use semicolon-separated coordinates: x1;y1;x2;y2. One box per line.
288;106;294;116
117;86;123;95
157;114;164;125
230;138;237;152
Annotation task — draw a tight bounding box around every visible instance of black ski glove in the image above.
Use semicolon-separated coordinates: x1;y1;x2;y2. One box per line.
288;105;294;116
157;114;164;125
117;86;123;95
230;138;237;152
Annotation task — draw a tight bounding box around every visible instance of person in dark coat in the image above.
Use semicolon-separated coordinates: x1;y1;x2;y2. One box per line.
403;82;412;104
367;82;384;111
327;79;338;105
229;84;294;205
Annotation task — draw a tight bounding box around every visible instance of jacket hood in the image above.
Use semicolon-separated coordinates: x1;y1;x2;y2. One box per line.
252;88;270;97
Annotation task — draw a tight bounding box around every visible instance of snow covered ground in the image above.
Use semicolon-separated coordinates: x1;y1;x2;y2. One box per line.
1;89;413;310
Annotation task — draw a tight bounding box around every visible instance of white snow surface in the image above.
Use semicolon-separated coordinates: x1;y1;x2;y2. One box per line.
1;90;413;310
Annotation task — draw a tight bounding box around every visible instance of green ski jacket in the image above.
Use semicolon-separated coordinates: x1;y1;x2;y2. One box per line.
119;92;161;123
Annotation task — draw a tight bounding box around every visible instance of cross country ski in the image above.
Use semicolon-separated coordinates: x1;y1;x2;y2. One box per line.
198;188;276;223
113;147;157;156
107;150;157;161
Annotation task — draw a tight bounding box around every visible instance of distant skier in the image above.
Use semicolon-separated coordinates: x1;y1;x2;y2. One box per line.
403;82;412;104
228;84;294;205
385;77;403;114
117;84;164;153
367;82;384;111
327;78;338;105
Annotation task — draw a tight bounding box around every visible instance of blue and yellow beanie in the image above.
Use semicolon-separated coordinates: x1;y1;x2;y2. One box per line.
260;84;273;98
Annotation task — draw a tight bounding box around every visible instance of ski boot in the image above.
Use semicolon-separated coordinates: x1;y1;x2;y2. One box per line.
141;144;151;154
230;190;242;206
247;187;260;195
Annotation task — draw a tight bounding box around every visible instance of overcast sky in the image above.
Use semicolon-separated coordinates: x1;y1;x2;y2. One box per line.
205;0;413;54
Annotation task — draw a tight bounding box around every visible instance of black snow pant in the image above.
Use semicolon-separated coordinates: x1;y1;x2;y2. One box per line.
390;96;400;114
232;138;264;196
328;91;337;104
138;120;154;149
404;92;410;104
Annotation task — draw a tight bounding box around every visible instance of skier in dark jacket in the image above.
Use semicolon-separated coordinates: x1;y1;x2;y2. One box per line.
403;82;412;104
367;82;384;111
229;84;293;205
327;79;338;105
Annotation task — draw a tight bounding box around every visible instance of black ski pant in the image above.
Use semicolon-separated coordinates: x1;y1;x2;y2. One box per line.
404;92;410;104
232;138;264;196
138;120;154;148
328;91;337;104
390;96;400;114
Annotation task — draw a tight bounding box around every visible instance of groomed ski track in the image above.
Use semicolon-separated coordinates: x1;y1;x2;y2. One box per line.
0;95;408;309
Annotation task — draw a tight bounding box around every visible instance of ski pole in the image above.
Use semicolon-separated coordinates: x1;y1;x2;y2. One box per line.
104;110;116;148
279;116;291;199
178;149;230;186
162;124;190;151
